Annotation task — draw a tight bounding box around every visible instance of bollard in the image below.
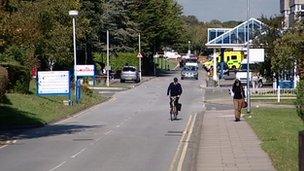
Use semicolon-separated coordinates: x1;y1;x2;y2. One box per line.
300;130;304;171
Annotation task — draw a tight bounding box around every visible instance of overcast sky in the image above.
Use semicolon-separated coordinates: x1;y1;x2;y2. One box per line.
176;0;280;22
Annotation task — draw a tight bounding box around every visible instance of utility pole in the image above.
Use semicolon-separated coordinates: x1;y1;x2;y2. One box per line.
106;30;110;87
246;0;251;113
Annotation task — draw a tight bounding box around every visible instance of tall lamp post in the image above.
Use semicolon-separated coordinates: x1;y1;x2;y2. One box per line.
246;0;251;113
69;10;79;90
106;30;110;87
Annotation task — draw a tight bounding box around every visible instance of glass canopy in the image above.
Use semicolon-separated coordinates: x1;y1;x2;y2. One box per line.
206;18;267;48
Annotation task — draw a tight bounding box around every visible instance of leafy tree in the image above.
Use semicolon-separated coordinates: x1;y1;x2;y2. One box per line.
251;16;283;80
274;21;304;78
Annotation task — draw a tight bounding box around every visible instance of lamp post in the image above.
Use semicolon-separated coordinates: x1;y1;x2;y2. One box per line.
106;30;110;87
69;10;78;90
246;0;251;113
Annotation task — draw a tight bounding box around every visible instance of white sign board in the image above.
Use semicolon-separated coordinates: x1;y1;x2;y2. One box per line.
38;71;70;95
249;49;265;63
75;65;95;77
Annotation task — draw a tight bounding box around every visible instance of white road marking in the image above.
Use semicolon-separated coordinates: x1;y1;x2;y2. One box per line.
169;115;193;171
6;140;10;144
104;130;113;135
12;140;17;143
49;161;66;171
0;145;8;149
71;148;86;158
116;125;120;128
177;113;197;171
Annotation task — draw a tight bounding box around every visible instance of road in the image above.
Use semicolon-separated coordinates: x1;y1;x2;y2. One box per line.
0;71;205;171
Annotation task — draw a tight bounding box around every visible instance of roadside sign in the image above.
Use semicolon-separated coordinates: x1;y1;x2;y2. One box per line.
75;65;95;77
37;71;70;95
137;53;143;58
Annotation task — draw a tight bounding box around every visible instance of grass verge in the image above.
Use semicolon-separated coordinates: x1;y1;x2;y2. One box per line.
245;108;304;171
251;99;296;105
0;88;107;131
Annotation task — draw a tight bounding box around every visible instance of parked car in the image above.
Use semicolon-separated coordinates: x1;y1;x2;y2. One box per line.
120;66;140;83
181;66;198;80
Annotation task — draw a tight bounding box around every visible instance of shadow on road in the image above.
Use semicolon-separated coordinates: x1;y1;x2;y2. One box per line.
0;124;103;141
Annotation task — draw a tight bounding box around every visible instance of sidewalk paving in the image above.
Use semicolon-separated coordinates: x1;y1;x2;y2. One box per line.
196;109;276;171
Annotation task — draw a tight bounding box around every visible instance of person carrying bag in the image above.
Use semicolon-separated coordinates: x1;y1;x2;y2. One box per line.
232;79;246;122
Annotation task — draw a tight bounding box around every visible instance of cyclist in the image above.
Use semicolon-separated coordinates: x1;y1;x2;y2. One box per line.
167;77;183;110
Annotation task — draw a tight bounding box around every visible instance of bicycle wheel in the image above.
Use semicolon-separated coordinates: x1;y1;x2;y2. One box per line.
170;108;174;121
173;106;178;120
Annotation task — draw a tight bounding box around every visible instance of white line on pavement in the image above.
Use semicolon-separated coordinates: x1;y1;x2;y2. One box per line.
71;148;86;159
49;161;66;171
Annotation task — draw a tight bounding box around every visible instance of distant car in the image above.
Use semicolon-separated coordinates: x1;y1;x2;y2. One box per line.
181;66;198;80
120;66;140;83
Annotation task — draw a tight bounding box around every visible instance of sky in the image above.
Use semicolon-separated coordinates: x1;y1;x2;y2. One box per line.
176;0;280;22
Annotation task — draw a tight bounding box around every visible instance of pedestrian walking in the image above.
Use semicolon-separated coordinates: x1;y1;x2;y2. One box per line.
231;79;245;122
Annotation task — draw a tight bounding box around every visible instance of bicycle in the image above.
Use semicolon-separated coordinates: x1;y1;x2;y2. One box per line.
170;96;178;121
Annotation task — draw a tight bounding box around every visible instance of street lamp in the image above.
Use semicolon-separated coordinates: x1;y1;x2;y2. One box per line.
69;10;78;90
246;0;251;113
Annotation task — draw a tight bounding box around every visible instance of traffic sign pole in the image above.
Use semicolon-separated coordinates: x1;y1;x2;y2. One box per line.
138;34;142;80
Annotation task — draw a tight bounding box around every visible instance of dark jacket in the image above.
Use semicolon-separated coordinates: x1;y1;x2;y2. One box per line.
167;82;182;96
232;85;245;99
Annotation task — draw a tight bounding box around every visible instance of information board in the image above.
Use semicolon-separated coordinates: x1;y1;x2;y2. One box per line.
76;65;95;77
37;71;70;95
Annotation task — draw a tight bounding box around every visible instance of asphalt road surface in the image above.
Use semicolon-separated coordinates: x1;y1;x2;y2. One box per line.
0;72;205;171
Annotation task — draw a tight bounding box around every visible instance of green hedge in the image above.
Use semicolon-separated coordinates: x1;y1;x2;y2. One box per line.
93;52;139;71
296;80;304;120
0;63;31;94
0;66;8;98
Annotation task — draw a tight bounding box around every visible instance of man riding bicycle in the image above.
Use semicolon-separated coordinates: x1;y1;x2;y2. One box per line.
167;77;183;110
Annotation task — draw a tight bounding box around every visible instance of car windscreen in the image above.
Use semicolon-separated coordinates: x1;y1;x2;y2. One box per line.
122;67;136;72
183;66;197;71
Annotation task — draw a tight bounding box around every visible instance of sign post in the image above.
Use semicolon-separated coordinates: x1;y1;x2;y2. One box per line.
137;52;143;81
138;34;142;80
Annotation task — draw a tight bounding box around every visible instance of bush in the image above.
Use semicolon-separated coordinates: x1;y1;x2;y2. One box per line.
93;52;139;71
0;66;8;98
296;80;304;120
0;63;31;94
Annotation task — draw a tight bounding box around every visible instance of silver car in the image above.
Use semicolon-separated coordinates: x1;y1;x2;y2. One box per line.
120;66;140;83
181;66;198;80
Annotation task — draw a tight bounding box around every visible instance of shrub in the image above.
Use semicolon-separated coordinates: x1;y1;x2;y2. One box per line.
0;66;8;98
0;63;31;94
296;80;304;120
93;52;139;71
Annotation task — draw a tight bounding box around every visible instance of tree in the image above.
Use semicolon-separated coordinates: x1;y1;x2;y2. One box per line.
251;16;283;80
274;21;304;78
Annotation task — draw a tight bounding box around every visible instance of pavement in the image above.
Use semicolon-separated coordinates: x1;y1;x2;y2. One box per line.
196;74;276;171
